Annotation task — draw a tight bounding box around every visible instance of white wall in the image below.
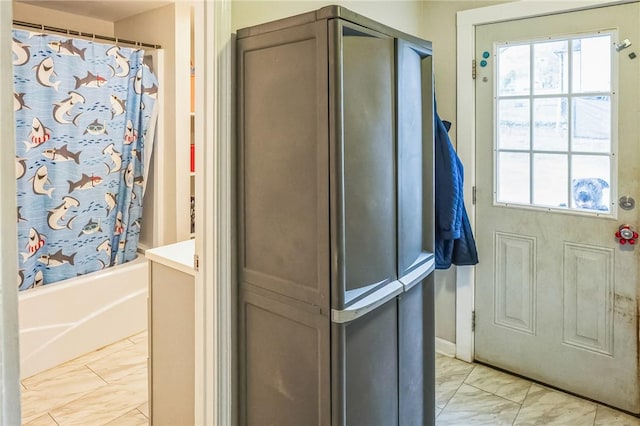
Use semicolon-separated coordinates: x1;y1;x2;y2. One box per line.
115;4;193;244
422;0;509;343
232;0;425;37
12;2;114;35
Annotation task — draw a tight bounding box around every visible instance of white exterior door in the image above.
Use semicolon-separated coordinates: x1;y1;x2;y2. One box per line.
474;3;640;413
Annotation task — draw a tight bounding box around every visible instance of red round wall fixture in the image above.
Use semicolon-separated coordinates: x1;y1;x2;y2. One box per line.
615;224;638;245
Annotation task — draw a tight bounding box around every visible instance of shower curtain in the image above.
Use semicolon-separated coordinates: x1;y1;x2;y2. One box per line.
13;29;159;291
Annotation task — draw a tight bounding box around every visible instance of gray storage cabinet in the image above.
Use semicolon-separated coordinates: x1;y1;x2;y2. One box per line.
237;6;435;426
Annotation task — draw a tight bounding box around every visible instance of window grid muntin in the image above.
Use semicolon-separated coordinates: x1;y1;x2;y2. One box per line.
494;31;616;215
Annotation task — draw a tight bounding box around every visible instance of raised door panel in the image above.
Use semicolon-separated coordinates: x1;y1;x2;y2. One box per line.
563;243;613;355
237;22;329;309
494;232;536;334
330;20;397;310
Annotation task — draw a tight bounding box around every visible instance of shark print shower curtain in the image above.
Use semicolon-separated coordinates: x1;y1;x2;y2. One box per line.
12;29;159;291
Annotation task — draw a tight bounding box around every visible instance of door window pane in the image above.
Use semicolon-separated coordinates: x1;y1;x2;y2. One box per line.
494;32;614;215
534;40;568;95
572;96;610;152
498;152;530;204
498;44;530;96
533;154;568;207
571;155;611;212
572;36;611;93
533;98;568;151
498;99;530;150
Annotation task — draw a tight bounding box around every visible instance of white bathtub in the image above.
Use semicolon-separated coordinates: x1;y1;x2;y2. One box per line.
18;256;148;379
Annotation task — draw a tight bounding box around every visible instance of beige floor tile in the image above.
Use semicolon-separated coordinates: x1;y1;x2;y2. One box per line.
436;383;521;425
69;338;136;367
137;401;149;418
22;338;135;389
595;405;640;425
49;366;147;425
22;358;105;391
21;364;106;422
87;339;147;383
104;408;149;426
465;363;531;403
513;384;597;426
22;413;57;426
436;354;475;409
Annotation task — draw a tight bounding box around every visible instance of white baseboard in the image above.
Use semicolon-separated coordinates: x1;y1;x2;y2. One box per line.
435;337;457;357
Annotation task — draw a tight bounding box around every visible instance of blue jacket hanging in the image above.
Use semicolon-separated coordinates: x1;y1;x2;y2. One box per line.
435;111;479;269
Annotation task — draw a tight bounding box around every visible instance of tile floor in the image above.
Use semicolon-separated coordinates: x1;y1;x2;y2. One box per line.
20;337;640;425
20;331;148;426
436;353;640;425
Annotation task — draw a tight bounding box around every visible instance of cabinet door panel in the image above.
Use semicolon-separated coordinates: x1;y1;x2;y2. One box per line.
150;263;195;425
398;276;435;426
239;289;330;426
332;298;399;426
330;20;398;310
238;22;329;309
397;40;435;289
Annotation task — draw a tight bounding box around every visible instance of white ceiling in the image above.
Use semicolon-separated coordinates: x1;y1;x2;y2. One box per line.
16;0;173;22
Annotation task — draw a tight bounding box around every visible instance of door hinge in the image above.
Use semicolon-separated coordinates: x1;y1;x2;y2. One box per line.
472;186;477;205
472;59;477;80
472;310;476;332
194;254;200;271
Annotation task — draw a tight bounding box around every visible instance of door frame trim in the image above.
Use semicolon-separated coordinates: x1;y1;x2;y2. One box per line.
194;0;234;424
0;0;21;422
455;0;633;363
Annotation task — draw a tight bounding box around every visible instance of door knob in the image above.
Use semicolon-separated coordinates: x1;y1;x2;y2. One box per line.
619;196;635;210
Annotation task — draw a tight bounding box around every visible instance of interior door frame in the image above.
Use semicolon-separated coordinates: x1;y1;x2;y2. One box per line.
0;0;233;424
0;0;21;422
455;0;634;363
194;0;233;425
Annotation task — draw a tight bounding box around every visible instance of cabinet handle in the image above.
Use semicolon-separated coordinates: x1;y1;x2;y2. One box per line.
331;280;403;324
399;256;435;292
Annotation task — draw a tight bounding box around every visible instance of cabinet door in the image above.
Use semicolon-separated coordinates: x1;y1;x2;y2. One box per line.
237;21;329;310
332;298;399;426
396;40;436;426
239;288;330;426
398;275;436;426
329;19;398;311
397;39;435;290
149;263;195;425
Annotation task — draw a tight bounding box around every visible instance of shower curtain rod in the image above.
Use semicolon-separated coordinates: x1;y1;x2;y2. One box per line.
12;20;162;49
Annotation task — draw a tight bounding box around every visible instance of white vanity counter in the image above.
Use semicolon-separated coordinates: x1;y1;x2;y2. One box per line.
145;239;195;276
